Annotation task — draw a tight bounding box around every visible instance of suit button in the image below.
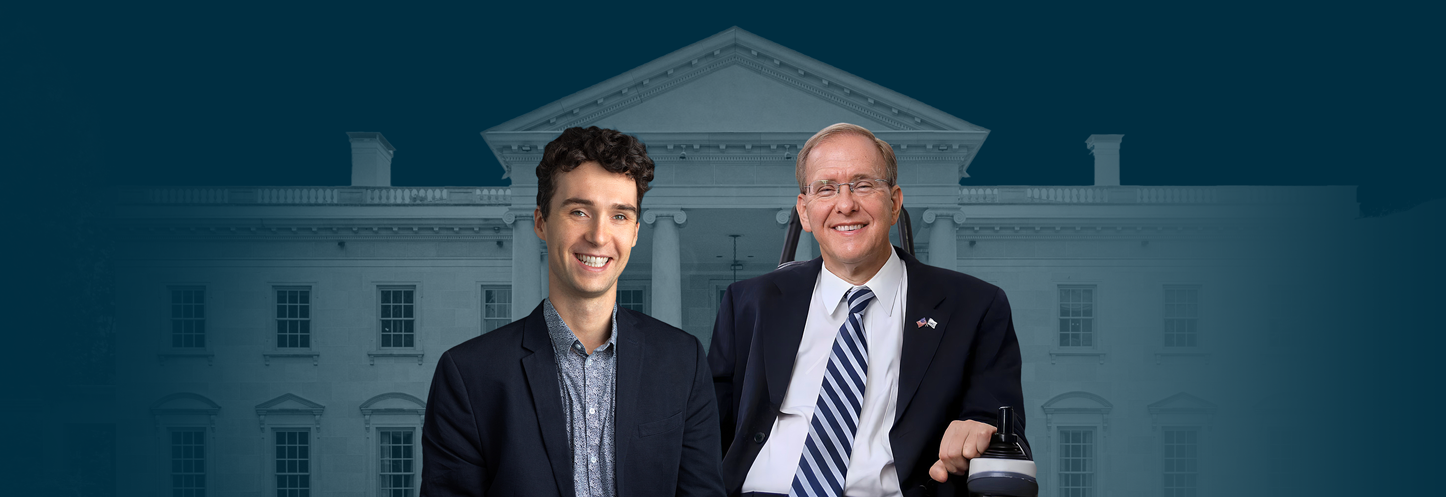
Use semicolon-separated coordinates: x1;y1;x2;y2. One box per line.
753;432;767;443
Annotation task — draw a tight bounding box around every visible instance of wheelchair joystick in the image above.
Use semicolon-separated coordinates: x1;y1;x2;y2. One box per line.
965;406;1038;497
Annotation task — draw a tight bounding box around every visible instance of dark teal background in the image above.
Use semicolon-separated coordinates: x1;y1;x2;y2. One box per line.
4;1;1443;495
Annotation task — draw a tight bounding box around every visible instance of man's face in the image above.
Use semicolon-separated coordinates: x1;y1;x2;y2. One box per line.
796;133;903;272
534;161;640;301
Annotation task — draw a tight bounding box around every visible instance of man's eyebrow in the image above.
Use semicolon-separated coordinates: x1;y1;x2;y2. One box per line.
813;172;879;182
560;198;637;214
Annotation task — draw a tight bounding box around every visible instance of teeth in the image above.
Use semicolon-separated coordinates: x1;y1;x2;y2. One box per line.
577;255;609;267
834;224;864;232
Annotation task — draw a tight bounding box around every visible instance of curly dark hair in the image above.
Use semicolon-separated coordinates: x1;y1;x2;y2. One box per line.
535;126;655;218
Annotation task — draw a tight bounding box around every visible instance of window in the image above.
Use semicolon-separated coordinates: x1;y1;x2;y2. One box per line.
378;429;416;497
1043;392;1111;497
617;287;645;313
481;286;511;333
151;393;219;495
171;429;206;497
275;430;311;497
360;393;426;496
256;393;324;493
1058;286;1096;347
379;287;415;348
170;288;206;348
1058;428;1096;497
1163;428;1200;497
1163;286;1200;348
276;288;311;348
1149;393;1213;496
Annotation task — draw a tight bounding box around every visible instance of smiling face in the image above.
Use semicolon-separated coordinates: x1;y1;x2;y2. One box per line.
796;133;903;283
534;161;641;303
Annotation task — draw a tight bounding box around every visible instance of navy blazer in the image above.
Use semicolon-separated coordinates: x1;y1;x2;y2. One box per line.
422;302;725;497
708;248;1029;497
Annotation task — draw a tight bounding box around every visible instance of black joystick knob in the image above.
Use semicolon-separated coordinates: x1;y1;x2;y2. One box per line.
966;406;1038;497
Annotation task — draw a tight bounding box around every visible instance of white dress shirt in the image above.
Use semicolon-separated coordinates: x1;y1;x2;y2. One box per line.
743;250;908;496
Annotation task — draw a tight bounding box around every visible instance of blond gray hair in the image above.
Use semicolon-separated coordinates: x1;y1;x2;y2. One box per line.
795;123;898;192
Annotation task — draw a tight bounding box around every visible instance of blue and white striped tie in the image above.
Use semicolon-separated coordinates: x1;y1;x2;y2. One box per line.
791;286;875;497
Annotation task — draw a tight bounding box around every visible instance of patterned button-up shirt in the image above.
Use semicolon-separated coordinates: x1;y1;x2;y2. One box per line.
543;299;618;497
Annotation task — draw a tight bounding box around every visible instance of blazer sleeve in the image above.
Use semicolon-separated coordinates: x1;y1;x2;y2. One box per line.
956;286;1032;458
421;351;490;496
706;283;738;451
678;338;728;497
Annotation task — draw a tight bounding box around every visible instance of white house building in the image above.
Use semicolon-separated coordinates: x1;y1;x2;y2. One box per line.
97;27;1356;497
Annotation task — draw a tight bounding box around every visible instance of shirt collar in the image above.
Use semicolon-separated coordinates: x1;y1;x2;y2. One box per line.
542;298;619;356
815;248;904;317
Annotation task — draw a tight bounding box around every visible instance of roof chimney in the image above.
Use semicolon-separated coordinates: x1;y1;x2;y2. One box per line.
1086;134;1124;186
347;132;395;187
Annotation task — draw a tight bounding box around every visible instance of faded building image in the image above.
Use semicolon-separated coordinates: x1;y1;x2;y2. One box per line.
103;28;1355;497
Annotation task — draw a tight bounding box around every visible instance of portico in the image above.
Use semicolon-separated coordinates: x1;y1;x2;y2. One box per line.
483;27;984;341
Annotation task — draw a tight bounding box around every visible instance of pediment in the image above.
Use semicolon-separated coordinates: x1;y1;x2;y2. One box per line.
1042;391;1113;413
359;392;426;413
255;393;325;413
151;392;220;415
593;64;894;132
488;27;983;134
483;27;988;181
360;393;425;432
1148;392;1216;414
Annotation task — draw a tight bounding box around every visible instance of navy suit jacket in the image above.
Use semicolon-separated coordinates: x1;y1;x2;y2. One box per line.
421;302;725;497
708;248;1029;497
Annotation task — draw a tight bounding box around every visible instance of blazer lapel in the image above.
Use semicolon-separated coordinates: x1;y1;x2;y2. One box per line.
896;249;948;424
519;303;574;497
612;309;643;495
763;259;821;407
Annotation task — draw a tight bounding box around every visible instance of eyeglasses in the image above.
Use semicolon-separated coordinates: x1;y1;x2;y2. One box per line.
804;178;891;199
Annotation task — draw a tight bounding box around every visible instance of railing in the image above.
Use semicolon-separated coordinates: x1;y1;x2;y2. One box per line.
1025;187;1108;203
1137;187;1217;204
258;188;338;204
133;188;231;204
115;185;1337;206
119;187;512;205
365;188;449;204
959;188;999;203
958;186;1255;204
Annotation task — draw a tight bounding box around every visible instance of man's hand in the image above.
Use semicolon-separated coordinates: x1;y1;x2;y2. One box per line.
928;420;996;483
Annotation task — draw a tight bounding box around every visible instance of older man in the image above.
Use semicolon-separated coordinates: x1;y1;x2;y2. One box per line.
709;123;1028;497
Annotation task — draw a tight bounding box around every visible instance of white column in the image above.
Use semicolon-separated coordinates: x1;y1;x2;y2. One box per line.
505;209;542;319
923;208;966;272
776;208;815;261
643;209;686;327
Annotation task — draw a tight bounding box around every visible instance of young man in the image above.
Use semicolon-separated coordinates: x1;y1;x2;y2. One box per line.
709;123;1029;497
422;126;724;497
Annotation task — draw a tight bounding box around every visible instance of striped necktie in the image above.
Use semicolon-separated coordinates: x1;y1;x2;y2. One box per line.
791;286;875;497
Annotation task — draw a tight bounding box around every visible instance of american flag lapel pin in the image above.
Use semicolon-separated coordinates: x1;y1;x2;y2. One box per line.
916;317;929;328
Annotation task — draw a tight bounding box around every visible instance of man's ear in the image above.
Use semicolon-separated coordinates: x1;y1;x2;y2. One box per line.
533;207;546;241
890;185;904;225
796;194;813;233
